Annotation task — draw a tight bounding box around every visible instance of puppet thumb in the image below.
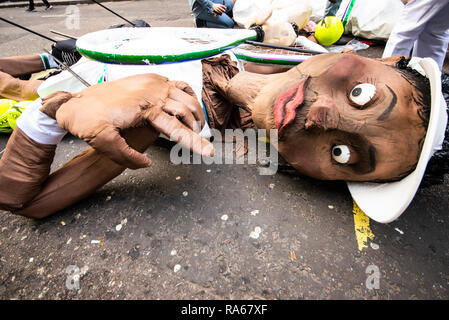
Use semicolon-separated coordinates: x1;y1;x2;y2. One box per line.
90;126;152;169
40;91;73;119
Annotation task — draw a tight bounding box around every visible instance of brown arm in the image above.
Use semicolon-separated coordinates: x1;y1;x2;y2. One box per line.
10;126;158;219
0;54;46;77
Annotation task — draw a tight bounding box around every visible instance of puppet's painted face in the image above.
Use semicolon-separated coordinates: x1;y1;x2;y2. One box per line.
252;53;427;181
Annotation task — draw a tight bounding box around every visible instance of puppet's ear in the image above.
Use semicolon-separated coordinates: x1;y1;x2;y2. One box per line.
376;56;407;67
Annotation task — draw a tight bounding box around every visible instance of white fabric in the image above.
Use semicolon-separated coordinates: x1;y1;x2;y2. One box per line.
16;98;67;145
233;0;275;27
233;0;312;29
347;58;448;223
337;0;404;40
309;0;328;23
37;57;106;97
382;0;449;71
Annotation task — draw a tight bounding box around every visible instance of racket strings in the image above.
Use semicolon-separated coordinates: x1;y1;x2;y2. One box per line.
238;44;313;57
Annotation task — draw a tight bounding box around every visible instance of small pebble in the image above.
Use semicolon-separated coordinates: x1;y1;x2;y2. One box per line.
370;243;379;250
250;210;259;216
249;226;262;239
115;224;122;231
174;264;181;272
328;205;334;209
29;257;34;263
206;169;211;173
182;191;188;197
269;183;275;189
221;214;229;221
170;250;177;256
175;176;181;180
80;265;89;275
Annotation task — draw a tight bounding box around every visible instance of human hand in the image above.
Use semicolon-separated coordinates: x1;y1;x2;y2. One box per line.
40;73;213;169
212;3;226;15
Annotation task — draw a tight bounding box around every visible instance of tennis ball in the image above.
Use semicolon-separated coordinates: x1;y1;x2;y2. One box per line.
7;100;33;130
0;99;17;133
0;99;17;112
315;16;344;46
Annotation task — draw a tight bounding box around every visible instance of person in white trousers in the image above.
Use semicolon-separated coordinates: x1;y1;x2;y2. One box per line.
382;0;449;71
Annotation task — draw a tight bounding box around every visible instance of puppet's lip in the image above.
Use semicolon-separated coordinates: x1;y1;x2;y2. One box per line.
273;77;309;134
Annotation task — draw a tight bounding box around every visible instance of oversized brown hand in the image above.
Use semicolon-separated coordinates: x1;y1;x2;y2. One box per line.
40;73;213;169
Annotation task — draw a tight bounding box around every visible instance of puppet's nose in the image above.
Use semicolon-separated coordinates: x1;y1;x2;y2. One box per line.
305;96;340;130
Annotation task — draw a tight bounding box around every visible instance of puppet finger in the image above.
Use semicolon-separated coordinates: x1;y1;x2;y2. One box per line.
162;98;199;133
89;125;152;169
171;80;196;97
168;85;206;128
40;91;73;119
148;112;214;158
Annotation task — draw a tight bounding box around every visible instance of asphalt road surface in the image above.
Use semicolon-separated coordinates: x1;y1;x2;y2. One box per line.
0;1;448;300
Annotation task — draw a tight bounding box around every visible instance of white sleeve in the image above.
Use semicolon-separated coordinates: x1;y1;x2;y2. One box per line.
16;98;67;145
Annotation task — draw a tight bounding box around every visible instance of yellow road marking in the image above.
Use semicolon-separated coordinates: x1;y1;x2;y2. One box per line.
353;200;374;251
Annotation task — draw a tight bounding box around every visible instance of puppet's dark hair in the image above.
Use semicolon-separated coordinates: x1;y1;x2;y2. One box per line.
395;56;431;129
422;71;449;187
394;56;449;187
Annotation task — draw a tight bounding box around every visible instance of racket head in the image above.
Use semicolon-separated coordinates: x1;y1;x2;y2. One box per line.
76;27;258;65
232;43;314;66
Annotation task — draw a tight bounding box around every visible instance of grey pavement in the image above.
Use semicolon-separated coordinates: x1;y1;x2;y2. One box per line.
0;0;128;9
0;1;448;300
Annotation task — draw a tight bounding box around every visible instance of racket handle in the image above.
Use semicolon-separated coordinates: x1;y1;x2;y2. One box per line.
248;24;265;42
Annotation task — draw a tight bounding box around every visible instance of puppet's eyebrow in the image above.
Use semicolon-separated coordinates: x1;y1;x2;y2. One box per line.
377;85;397;121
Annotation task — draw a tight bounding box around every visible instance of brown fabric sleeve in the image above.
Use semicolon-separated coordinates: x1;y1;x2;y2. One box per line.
201;55;254;134
12;126;158;219
0;128;56;212
0;54;45;77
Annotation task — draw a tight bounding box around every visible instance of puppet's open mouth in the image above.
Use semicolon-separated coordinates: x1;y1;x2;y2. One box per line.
273;77;309;134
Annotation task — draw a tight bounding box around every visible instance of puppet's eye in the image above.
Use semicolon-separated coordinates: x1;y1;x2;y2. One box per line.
349;83;376;106
332;145;351;164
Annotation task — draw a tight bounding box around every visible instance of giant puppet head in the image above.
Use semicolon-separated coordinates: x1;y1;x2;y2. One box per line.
231;52;447;222
248;53;444;182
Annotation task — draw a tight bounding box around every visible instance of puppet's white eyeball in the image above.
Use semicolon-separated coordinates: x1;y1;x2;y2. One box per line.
350;83;376;106
332;145;351;164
